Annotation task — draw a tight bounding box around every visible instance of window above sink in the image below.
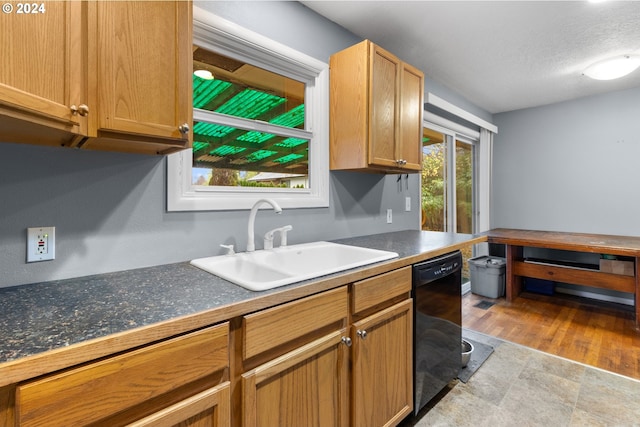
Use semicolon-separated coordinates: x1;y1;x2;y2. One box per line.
167;7;330;211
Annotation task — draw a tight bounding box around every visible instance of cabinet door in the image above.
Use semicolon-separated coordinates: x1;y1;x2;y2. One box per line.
242;329;349;427
0;1;84;134
352;299;413;427
89;0;192;144
127;383;230;427
369;44;400;168
398;62;424;171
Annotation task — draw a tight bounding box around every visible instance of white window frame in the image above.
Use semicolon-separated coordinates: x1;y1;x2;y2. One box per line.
167;7;330;211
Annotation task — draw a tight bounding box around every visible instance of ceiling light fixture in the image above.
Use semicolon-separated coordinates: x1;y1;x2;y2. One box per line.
194;69;214;80
583;55;640;80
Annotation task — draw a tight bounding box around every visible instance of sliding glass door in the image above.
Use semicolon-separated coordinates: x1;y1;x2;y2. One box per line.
421;126;476;234
455;139;474;234
421;127;447;232
422;125;477;283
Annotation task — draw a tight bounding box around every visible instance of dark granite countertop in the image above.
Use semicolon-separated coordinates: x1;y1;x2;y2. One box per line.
0;230;484;383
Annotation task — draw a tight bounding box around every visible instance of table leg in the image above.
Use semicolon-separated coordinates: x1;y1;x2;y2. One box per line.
505;245;523;302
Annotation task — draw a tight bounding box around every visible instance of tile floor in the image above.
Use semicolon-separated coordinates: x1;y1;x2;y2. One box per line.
403;329;640;427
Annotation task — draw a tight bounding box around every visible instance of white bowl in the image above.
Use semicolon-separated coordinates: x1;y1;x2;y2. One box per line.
461;339;474;368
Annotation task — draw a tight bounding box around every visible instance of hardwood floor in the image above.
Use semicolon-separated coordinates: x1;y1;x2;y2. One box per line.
462;291;640;380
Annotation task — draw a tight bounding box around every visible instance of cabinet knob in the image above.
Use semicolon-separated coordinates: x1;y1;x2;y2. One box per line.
179;123;190;134
341;337;352;347
396;159;407;166
70;104;89;117
356;329;367;339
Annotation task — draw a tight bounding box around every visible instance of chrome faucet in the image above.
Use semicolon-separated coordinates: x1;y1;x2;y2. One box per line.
247;198;282;252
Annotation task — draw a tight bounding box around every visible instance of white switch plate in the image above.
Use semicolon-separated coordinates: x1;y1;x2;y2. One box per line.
405;197;411;212
386;209;393;224
27;226;55;262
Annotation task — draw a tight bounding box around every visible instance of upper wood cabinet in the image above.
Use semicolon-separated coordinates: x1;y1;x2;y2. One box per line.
330;40;424;173
0;2;85;138
83;0;192;154
0;1;192;155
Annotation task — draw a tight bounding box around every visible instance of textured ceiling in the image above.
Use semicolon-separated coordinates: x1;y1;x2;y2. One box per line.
301;1;640;114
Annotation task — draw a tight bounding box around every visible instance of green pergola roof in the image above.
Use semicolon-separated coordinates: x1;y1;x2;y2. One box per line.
192;76;308;174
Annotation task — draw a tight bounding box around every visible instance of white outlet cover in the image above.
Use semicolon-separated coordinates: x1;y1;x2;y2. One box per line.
27;226;55;262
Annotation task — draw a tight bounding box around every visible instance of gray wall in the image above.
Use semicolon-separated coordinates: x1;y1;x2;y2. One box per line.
209;1;493;124
2;1;448;288
492;86;640;236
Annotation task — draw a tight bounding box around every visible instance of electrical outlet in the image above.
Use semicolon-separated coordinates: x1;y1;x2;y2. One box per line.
405;197;411;212
27;227;55;262
386;209;393;224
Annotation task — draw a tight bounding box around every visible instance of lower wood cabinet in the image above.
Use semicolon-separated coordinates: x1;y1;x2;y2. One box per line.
242;329;349;427
351;299;413;427
128;382;230;427
239;267;413;427
5;267;414;427
16;323;229;427
239;286;349;427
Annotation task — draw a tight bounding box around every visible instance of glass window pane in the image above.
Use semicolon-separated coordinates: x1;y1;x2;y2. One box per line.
455;140;473;234
193;46;305;129
192;46;308;189
192;120;309;188
421;127;447;231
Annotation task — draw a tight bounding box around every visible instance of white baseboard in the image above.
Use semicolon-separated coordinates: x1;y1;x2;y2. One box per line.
462;281;471;295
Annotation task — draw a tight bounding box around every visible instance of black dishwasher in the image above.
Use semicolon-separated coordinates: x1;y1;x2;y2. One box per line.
412;250;462;414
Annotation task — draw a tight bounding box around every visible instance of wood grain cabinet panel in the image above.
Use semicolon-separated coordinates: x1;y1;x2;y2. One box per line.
16;323;229;427
351;299;413;427
330;40;424;173
84;0;192;154
242;287;348;360
242;329;349;427
127;382;230;427
0;0;192;154
0;1;84;140
240;287;350;427
352;266;412;315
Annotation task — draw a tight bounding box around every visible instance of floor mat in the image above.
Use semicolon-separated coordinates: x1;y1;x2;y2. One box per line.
474;300;496;310
458;337;494;383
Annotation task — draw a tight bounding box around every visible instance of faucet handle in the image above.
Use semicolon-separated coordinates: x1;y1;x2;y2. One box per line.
263;225;293;249
220;244;235;255
263;230;275;250
279;225;293;247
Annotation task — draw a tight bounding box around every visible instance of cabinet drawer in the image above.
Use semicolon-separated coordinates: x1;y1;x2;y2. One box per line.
243;287;347;360
17;323;229;427
127;382;230;427
352;267;411;315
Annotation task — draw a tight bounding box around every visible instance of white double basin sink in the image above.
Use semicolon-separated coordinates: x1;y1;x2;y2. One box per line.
190;241;399;291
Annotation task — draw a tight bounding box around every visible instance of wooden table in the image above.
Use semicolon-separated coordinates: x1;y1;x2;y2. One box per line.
484;228;640;324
